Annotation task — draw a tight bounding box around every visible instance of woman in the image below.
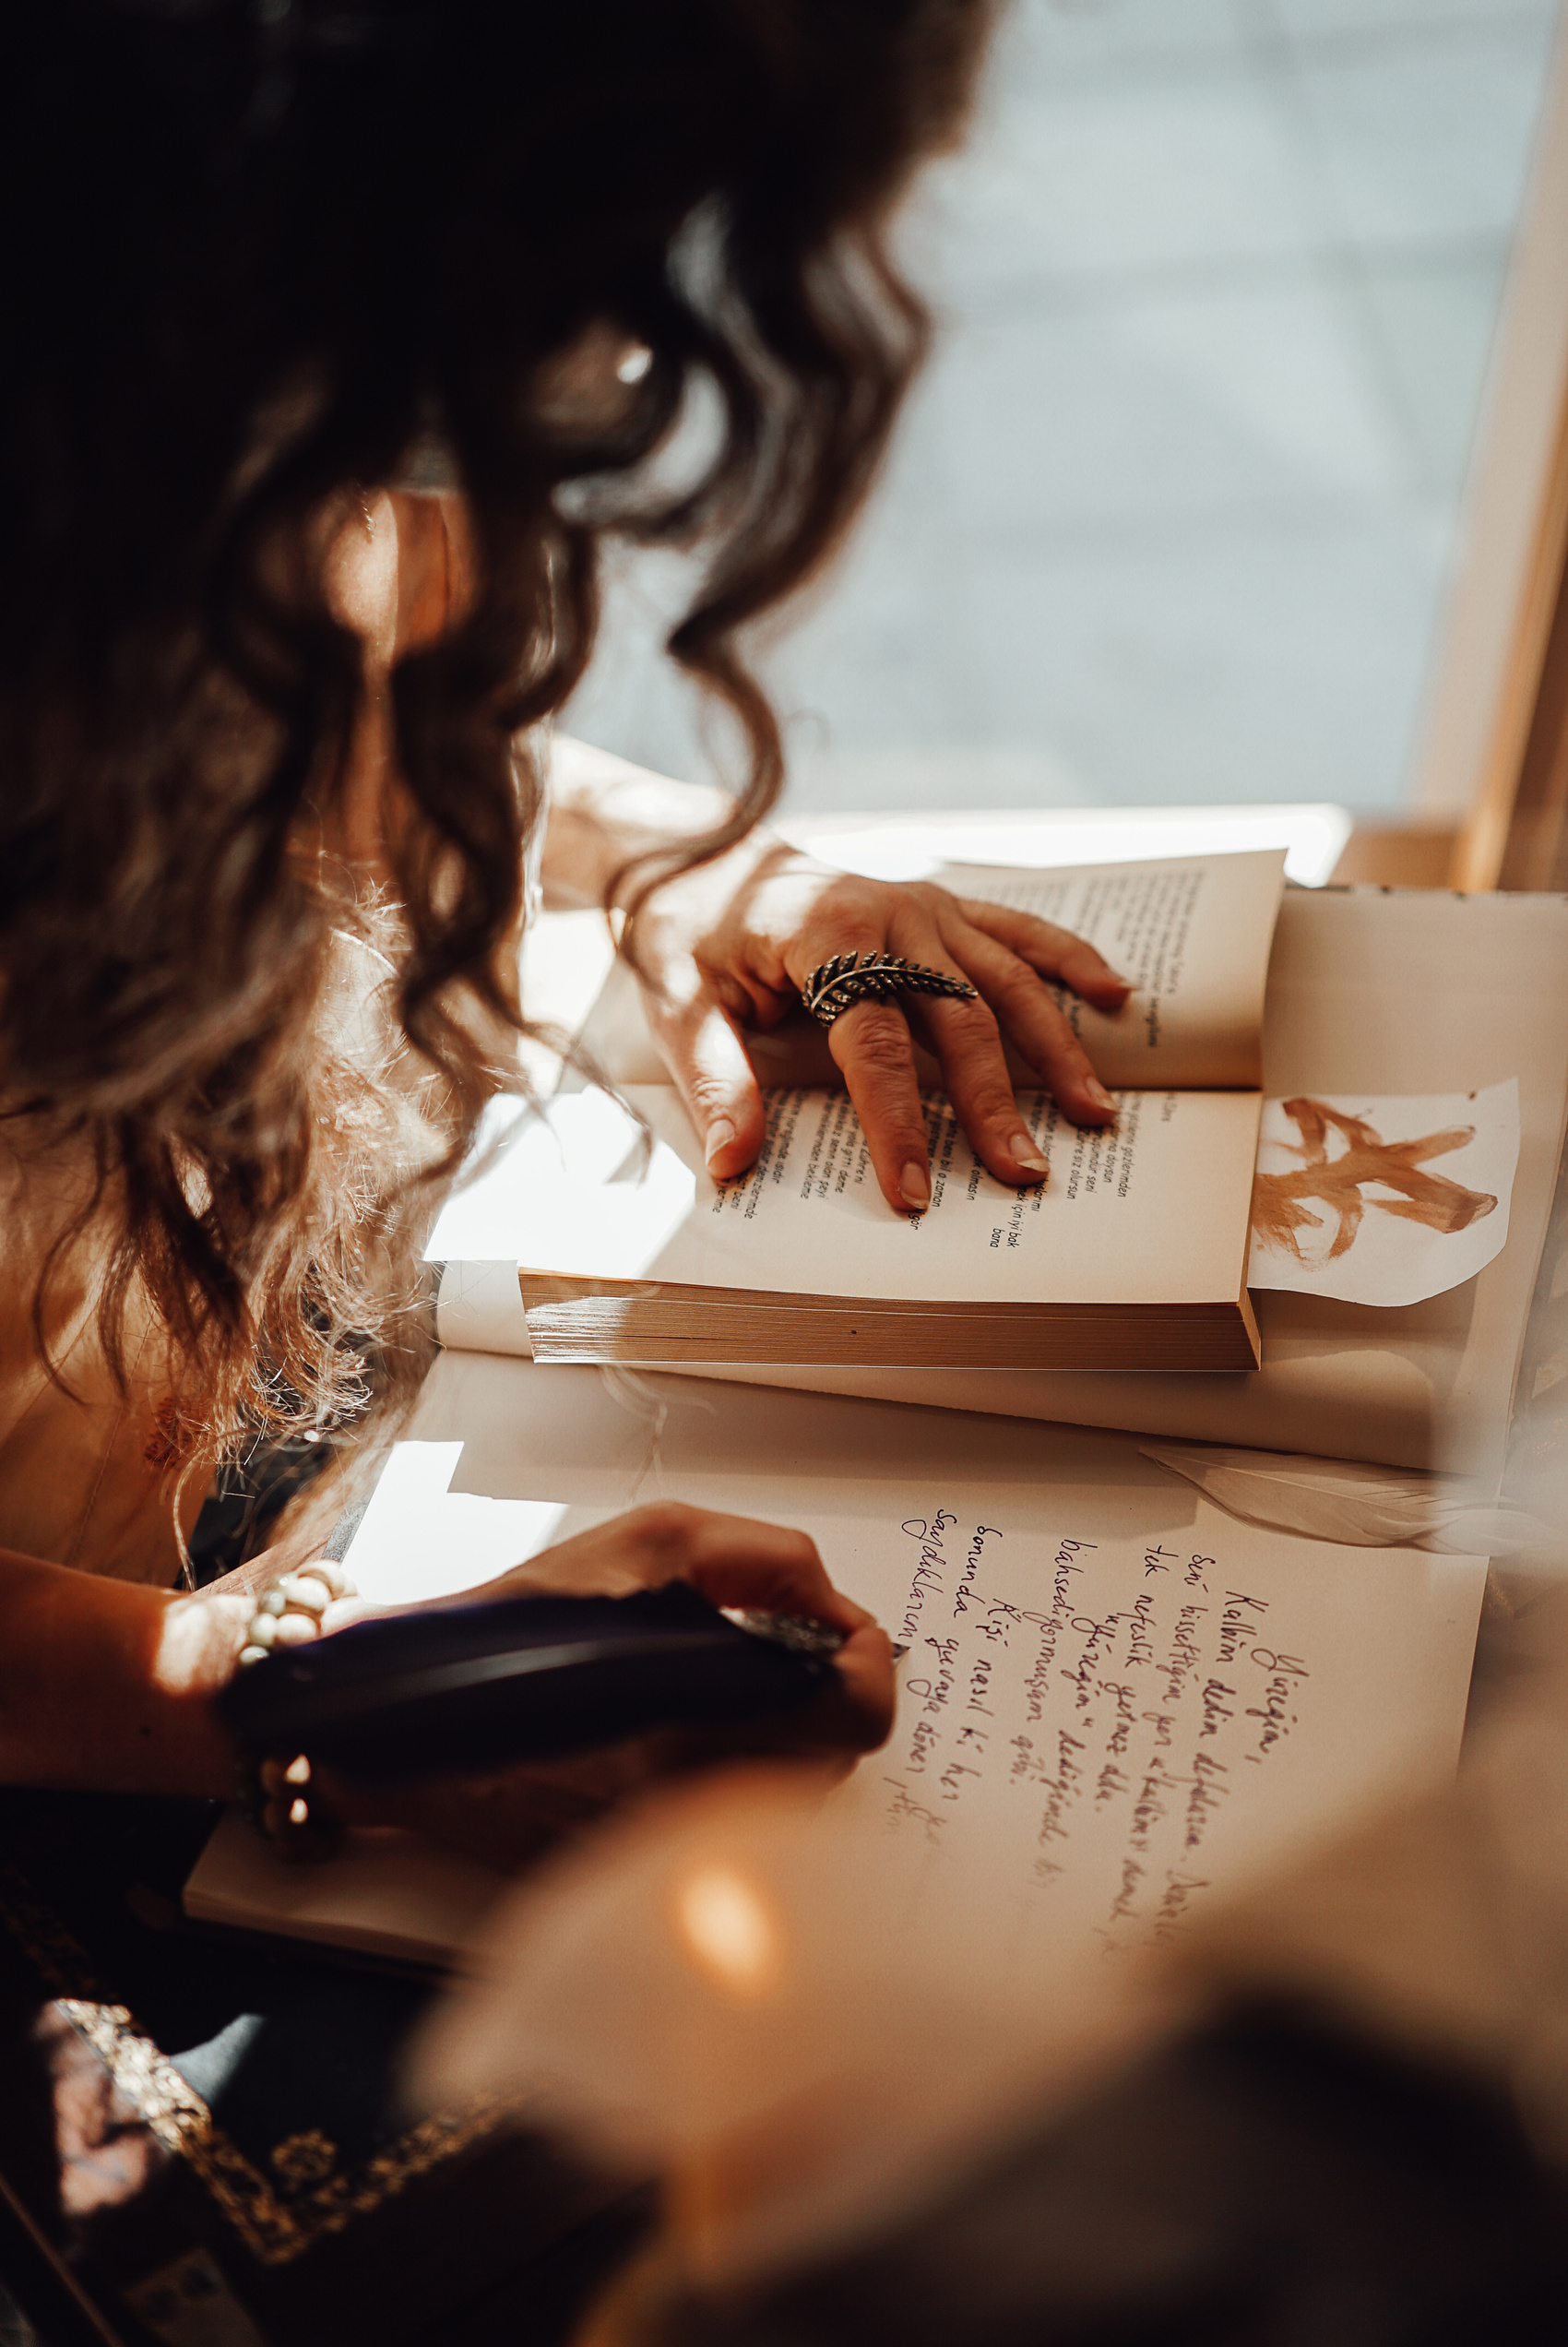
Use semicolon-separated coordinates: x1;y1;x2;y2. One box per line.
0;0;1125;1845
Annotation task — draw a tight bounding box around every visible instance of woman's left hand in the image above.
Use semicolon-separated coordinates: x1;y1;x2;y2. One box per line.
629;828;1131;1215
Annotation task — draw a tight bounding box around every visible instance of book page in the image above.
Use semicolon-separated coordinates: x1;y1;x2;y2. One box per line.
429;1084;1259;1315
226;1354;1478;1972
568;850;1286;1097
900;848;1284;1091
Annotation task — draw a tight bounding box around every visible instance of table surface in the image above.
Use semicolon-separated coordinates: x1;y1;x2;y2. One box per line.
10;836;1568;2346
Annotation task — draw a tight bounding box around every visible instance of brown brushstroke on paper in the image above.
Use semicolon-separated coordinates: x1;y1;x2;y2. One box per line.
1251;1098;1497;1263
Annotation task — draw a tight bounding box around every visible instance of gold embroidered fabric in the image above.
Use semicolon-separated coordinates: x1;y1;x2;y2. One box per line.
0;1859;503;2266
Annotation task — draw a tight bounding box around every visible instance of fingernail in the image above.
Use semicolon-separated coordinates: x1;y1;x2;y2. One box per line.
899;1162;931;1210
1107;971;1134;992
705;1118;737;1169
1011;1133;1051;1177
1087;1078;1118;1115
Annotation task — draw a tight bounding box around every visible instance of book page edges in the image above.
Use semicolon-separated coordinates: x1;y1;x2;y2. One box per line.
518;1281;1262;1373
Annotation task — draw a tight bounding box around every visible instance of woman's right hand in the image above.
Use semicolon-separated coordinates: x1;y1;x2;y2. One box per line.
300;1504;895;1871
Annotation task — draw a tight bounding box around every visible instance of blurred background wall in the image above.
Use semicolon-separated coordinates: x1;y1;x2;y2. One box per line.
565;0;1564;825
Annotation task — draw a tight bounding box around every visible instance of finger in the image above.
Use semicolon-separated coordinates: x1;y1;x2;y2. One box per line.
614;1503;873;1635
827;1000;933;1214
903;985;1067;1185
648;1616;896;1769
642;981;766;1182
818;1618;897;1754
321;1595;376;1633
860;905;1068;1183
661;1509;892;1745
780;909;933;1212
940;916;1119;1129
956;898;1133;1009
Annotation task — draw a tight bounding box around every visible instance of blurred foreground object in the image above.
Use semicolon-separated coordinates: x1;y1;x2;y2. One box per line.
410;1769;1175;2283
413;1586;1568;2345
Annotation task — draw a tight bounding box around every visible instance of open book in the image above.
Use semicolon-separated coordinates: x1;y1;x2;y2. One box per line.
432;851;1287;1377
436;873;1568;1480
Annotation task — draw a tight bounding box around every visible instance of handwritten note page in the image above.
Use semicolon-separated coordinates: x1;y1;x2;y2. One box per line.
828;1495;1481;1961
188;1358;1483;1972
412;1355;1487;1968
940;849;1285;1091
1248;1082;1520;1307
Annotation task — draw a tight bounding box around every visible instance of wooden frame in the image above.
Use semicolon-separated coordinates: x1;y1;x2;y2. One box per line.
1477;381;1568;889
1390;6;1568;891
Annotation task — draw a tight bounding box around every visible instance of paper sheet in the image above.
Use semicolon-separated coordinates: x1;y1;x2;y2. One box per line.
826;1480;1481;1960
403;1356;1485;1964
187;1358;1485;1970
1247;1081;1519;1306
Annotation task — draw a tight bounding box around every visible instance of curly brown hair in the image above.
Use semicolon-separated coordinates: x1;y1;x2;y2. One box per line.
0;0;995;1485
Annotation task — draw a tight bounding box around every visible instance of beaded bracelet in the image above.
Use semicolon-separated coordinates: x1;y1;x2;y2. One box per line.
237;1557;355;1666
233;1558;356;1849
